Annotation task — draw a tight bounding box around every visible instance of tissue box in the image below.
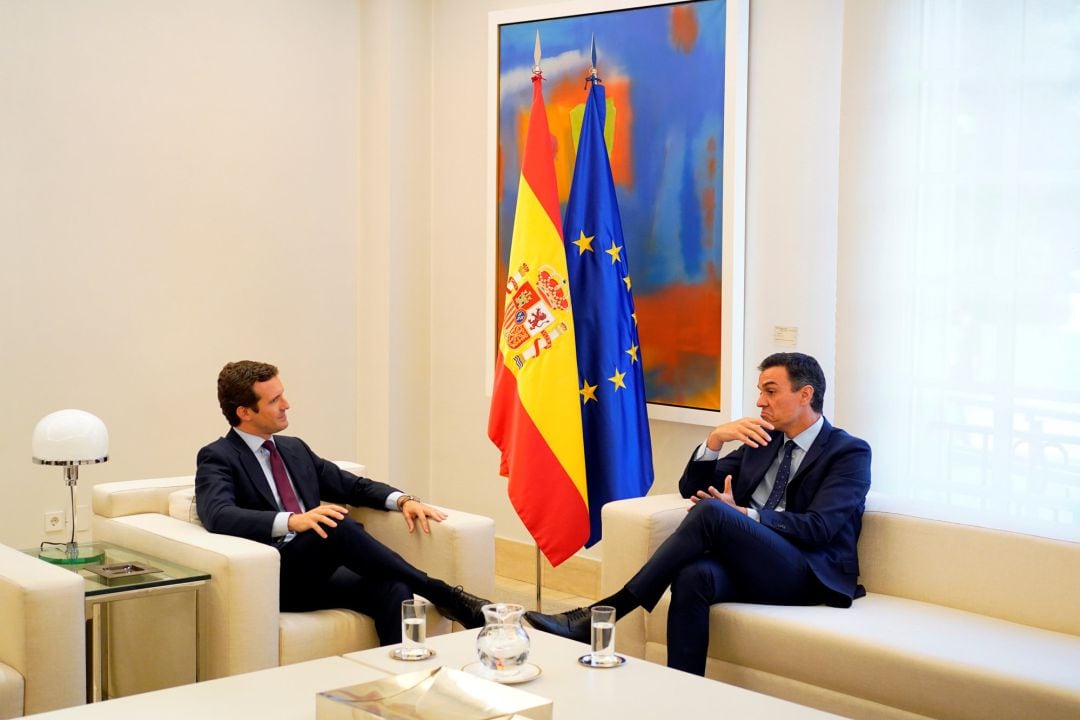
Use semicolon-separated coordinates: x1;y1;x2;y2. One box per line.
316;666;552;720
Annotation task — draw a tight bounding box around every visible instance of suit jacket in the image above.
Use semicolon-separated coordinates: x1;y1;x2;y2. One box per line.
678;419;871;607
195;429;399;545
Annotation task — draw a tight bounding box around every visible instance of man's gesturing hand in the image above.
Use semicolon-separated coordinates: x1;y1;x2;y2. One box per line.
287;504;348;538
689;475;748;516
706;416;774;450
401;499;447;534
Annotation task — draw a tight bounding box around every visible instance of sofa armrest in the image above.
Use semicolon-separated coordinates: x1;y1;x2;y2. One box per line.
90;463;367;520
93;476;196;518
350;505;496;601
601;493;689;658
91;513;281;681
0;544;86;715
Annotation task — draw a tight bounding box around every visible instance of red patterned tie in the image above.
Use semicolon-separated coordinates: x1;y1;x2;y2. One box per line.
262;440;302;513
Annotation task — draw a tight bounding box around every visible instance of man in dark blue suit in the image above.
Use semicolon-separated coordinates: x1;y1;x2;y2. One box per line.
526;353;871;675
195;360;489;645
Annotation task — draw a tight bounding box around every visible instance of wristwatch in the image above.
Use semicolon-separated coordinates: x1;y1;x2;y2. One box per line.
396;494;420;511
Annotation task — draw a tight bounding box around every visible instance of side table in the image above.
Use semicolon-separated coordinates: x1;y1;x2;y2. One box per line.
26;541;210;702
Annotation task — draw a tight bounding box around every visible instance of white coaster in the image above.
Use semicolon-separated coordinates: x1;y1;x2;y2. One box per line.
577;653;626;668
460;661;542;684
389;647;436;661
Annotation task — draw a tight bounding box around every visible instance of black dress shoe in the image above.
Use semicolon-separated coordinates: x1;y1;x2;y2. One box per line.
442;586;489;629
524;607;591;643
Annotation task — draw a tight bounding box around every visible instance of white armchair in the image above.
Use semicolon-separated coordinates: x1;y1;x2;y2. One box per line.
0;542;86;717
90;462;496;693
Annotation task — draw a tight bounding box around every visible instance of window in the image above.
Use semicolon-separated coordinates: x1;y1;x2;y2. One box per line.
836;0;1080;540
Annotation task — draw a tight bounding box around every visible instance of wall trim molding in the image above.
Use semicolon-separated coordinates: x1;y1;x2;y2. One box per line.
495;537;599;600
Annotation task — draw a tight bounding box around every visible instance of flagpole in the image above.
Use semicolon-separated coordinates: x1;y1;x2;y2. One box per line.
535;546;543;611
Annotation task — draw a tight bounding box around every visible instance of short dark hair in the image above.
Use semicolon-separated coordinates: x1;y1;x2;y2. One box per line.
217;361;279;426
758;353;825;413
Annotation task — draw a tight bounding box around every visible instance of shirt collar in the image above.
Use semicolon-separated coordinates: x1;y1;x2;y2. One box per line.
787;415;825;453
234;427;274;454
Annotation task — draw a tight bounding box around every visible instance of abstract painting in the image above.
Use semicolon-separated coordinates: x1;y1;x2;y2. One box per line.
495;0;733;412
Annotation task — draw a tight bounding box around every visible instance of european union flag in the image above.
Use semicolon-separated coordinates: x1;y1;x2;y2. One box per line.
564;79;654;547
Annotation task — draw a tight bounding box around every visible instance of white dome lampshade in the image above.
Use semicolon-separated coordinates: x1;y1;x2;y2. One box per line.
32;409;109;565
32;409;109;466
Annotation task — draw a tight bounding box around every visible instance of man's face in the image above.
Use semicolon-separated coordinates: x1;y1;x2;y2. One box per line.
755;366;813;435
237;376;290;438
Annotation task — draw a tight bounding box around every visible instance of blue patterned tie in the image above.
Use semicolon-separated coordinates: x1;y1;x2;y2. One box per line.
764;440;797;510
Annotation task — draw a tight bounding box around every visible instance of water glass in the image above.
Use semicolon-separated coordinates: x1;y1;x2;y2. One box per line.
590;605;617;666
400;599;428;659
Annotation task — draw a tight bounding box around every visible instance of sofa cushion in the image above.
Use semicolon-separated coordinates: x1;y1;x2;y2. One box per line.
0;661;23;719
278;609;380;667
649;592;1080;720
277;602;452;667
168;488;202;526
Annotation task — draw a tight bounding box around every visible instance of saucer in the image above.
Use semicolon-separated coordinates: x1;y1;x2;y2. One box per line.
577;653;626;668
389;647;436;661
460;661;542;684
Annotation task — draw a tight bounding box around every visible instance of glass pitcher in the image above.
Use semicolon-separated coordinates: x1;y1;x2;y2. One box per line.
475;602;530;678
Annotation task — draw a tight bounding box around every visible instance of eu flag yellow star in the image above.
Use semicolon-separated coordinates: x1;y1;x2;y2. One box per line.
573;231;595;255
605;243;623;264
580;379;598;404
626;344;639;363
608;368;627;391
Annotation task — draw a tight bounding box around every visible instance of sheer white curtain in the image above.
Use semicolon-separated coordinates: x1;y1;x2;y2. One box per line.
836;0;1080;540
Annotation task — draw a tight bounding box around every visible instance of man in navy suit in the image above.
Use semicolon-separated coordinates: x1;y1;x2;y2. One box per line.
526;353;871;675
195;360;489;645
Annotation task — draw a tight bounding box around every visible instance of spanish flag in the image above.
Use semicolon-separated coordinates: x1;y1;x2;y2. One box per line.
488;72;589;567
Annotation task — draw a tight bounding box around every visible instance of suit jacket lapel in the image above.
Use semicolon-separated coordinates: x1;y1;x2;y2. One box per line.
790;419;833;487
225;429;280;510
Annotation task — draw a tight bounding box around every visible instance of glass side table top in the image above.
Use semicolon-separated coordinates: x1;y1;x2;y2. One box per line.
25;541;210;597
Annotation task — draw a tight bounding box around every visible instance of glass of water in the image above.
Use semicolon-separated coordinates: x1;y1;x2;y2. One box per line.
589;605;618;666
400;598;428;659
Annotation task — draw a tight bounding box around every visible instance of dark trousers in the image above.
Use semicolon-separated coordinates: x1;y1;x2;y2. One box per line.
277;517;429;645
625;499;824;675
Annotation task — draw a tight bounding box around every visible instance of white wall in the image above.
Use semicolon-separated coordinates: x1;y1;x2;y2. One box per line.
356;0;433;495
1;0;847;562
0;0;362;548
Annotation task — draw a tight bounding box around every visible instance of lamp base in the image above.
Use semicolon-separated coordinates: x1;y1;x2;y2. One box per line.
37;542;106;566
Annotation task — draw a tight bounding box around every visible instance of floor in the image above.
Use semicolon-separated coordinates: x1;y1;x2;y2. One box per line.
493;575;597;614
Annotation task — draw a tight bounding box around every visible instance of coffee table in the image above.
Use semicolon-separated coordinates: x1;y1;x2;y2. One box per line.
24;656;387;719
344;629;847;719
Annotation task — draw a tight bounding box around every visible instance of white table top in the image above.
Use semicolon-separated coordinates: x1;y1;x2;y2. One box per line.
344;629;846;719
28;656;387;719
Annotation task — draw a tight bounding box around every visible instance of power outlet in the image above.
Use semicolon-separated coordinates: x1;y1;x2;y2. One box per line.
44;510;65;533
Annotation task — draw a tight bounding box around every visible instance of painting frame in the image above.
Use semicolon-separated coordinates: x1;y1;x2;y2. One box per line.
486;0;748;425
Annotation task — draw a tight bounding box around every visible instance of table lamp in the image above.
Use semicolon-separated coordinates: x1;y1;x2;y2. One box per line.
32;409;109;564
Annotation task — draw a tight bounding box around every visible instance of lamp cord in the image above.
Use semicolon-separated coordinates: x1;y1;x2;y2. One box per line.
39;482;77;552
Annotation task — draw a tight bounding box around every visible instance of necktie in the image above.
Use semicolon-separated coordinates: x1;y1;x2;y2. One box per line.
764;440;797;510
262;440;301;513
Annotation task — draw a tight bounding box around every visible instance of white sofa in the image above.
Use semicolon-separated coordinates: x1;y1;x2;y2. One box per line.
0;543;86;718
601;492;1080;720
90;462;496;695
